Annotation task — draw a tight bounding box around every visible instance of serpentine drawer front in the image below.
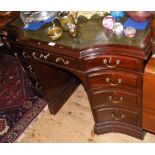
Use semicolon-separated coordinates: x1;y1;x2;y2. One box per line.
89;89;139;110
87;70;141;90
82;54;143;72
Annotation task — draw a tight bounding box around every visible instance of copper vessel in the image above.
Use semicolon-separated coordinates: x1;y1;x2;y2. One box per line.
125;11;151;22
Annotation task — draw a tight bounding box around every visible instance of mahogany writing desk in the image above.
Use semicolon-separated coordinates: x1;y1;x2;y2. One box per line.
3;16;152;139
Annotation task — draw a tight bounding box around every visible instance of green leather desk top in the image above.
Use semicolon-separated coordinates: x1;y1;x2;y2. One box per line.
11;15;151;49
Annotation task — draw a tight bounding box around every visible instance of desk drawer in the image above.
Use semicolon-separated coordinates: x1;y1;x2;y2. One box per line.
90;89;138;109
94;107;138;125
82;54;142;72
14;46;80;70
26;48;80;70
88;70;141;90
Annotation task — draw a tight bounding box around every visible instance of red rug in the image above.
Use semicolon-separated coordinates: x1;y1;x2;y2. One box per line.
0;55;47;143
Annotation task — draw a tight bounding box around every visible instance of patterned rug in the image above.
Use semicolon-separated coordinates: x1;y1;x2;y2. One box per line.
0;55;47;143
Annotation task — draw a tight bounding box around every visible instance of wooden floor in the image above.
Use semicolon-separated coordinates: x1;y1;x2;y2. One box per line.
20;85;155;143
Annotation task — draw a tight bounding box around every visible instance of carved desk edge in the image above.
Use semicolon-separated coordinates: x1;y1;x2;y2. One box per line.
2;24;152;61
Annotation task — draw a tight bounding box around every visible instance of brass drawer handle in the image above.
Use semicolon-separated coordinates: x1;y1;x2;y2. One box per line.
112;112;125;121
35;82;42;89
22;52;29;59
32;52;40;60
109;96;123;104
22;51;31;59
27;65;32;71
32;52;44;60
30;81;42;90
22;52;26;58
106;77;122;86
55;57;69;65
27;65;35;75
103;58;120;68
44;53;50;59
32;52;49;60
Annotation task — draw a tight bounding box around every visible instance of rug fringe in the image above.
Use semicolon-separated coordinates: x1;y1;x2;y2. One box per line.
15;105;48;143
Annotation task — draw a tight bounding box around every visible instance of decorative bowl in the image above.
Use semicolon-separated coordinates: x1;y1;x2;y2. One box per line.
48;27;63;41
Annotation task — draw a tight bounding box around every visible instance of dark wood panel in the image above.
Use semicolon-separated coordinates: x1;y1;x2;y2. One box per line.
143;56;155;133
28;58;80;114
13;44;80;114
